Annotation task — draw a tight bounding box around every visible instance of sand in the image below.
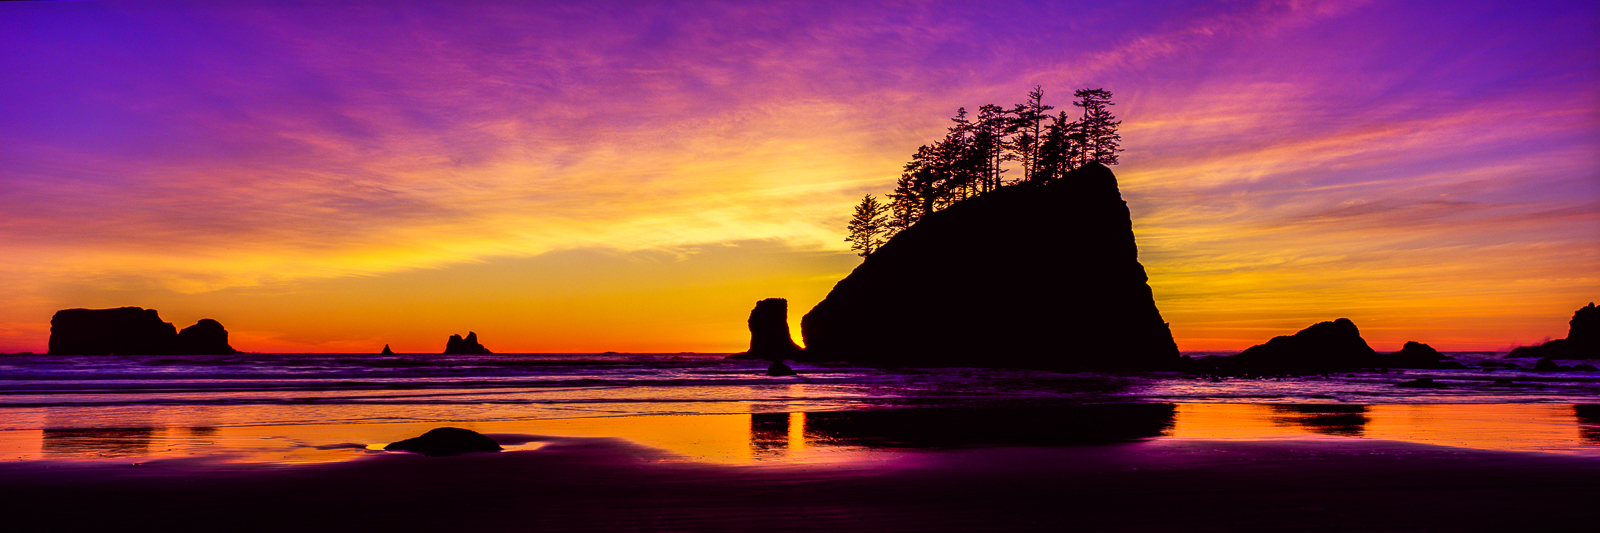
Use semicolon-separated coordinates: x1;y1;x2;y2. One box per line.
2;436;1596;532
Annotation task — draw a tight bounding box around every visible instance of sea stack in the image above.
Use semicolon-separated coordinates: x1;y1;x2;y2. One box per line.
47;307;237;355
800;163;1178;370
1213;318;1380;374
1384;341;1463;369
728;298;804;361
174;319;239;355
381;344;395;355
443;332;492;354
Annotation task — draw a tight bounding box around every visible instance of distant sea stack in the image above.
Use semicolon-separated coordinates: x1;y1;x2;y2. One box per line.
1507;302;1599;360
1385;341;1465;370
727;298;804;361
47;307;237;355
443;332;492;354
381;344;395;355
800;163;1178;370
1211;318;1378;374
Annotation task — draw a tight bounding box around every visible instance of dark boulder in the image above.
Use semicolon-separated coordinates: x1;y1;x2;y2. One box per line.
1534;358;1565;371
1573;364;1599;371
727;298;804;361
381;344;395;355
800;163;1177;371
383;427;502;456
48;307;179;355
1384;341;1462;369
174;319;238;355
766;361;797;376
1395;378;1448;388
1211;319;1380;374
443;332;492;354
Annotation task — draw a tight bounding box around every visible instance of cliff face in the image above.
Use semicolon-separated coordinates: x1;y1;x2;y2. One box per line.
800;163;1178;371
47;307;236;355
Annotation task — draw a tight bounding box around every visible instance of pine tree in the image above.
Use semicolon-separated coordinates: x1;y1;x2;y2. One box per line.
846;194;891;257
1073;88;1122;166
1034;111;1072;183
1009;86;1054;182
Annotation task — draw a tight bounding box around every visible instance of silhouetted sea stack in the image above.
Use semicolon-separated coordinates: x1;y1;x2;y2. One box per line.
381;344;395;355
1385;341;1463;369
800;163;1178;370
383;427;502;457
443;332;492;354
727;298;804;361
1212;318;1379;374
1508;302;1599;360
175;318;239;355
47;307;237;355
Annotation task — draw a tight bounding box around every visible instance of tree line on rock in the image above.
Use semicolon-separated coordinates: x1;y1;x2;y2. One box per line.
847;86;1123;257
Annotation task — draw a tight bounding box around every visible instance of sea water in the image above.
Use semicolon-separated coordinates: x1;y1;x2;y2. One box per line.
0;352;1596;464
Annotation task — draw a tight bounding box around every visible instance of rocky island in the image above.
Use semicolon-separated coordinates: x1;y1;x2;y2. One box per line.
800;163;1179;371
47;307;238;355
443;331;493;354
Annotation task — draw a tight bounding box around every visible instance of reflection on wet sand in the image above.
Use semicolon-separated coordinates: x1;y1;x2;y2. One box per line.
804;404;1177;448
749;412;791;459
1170;403;1599;455
42;428;157;458
1268;405;1367;437
6;403;1599;466
1571;404;1598;445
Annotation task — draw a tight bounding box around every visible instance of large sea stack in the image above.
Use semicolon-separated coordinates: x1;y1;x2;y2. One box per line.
47;307;238;355
727;298;804;361
800;163;1178;370
49;307;177;355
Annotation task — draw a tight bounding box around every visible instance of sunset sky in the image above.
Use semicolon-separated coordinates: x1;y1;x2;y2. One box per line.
1;0;1595;353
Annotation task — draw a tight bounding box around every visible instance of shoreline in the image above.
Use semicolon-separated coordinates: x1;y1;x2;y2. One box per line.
2;437;1597;531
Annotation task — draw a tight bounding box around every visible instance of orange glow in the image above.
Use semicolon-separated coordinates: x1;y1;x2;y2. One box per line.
0;413;871;466
1166;403;1597;456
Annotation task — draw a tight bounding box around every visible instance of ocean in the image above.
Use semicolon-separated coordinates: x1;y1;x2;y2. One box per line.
1;351;1597;464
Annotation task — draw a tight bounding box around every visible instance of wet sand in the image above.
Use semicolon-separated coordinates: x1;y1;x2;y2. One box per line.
2;436;1596;532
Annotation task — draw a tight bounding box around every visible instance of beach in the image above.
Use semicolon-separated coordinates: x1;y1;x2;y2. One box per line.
3;432;1598;532
3;354;1598;531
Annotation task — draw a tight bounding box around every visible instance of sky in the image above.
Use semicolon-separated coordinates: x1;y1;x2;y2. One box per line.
0;0;1595;353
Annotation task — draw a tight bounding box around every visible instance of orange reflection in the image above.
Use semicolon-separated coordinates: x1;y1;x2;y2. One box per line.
1166;403;1597;456
0;412;864;466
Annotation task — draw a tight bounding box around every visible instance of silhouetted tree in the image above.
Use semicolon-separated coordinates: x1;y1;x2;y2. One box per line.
1034;111;1077;183
1010;86;1054;182
1073;88;1122;166
971;104;1012;192
855;86;1125;248
846;194;891;257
